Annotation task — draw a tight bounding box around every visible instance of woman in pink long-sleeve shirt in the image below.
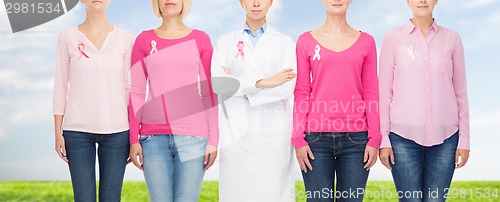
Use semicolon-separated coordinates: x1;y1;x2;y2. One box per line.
53;0;132;201
292;0;381;201
127;0;218;201
378;0;470;201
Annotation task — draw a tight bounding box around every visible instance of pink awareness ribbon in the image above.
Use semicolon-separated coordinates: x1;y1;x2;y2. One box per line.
78;43;89;60
235;41;245;60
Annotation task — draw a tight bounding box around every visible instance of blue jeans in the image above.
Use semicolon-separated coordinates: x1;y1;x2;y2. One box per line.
389;131;459;202
301;132;370;202
63;130;129;202
140;134;208;202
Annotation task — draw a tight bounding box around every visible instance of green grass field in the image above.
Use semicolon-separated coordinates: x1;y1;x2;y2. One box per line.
0;181;498;201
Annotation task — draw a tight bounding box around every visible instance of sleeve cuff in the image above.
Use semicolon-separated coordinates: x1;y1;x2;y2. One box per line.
292;135;308;149
367;136;382;149
238;77;261;96
379;134;392;148
457;134;470;151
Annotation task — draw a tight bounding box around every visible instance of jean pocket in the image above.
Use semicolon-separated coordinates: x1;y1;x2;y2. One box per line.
304;132;321;143
347;132;368;145
139;135;153;144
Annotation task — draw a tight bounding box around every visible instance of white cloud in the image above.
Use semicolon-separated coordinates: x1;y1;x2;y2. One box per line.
471;110;500;129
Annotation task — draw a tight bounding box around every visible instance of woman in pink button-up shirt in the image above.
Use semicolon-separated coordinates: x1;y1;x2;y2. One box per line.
53;0;132;201
379;0;470;201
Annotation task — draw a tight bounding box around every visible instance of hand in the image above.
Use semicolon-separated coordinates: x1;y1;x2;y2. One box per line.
55;131;68;163
256;68;297;88
129;143;144;170
295;145;315;173
455;149;470;169
379;148;395;170
222;66;233;76
364;145;378;170
204;145;218;171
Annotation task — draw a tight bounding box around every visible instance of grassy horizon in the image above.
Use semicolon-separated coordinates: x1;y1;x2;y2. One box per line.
0;181;499;201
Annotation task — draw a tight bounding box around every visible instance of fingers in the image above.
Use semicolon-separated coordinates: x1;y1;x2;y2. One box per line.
364;149;369;163
304;158;313;172
303;148;314;172
296;147;314;173
364;149;377;170
222;66;233;76
455;151;469;169
204;152;217;171
130;149;143;170
380;156;392;170
307;149;315;160
131;154;143;170
204;152;209;165
390;151;395;165
56;145;69;163
379;149;394;170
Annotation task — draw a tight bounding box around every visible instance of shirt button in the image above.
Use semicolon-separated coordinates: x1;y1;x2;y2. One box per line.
424;57;428;60
427;105;430;107
428;120;431;122
426;89;430;92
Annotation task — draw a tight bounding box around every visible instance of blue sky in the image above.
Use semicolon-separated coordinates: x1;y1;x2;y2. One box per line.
0;0;499;181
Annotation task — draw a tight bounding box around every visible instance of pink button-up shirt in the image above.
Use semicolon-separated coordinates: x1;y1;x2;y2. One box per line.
379;20;470;150
53;26;133;134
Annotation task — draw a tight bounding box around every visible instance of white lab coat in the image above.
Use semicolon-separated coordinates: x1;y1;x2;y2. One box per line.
211;25;296;202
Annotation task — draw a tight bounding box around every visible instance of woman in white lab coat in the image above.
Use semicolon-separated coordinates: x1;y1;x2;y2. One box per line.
211;0;297;201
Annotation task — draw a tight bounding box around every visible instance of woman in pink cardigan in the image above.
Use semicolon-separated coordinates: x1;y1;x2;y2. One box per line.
53;0;132;201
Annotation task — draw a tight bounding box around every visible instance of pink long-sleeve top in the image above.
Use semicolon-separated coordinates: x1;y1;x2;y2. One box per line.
53;26;132;134
379;20;470;150
129;29;219;146
292;31;381;149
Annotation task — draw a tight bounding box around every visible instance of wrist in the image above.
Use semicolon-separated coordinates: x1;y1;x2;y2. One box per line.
255;79;264;88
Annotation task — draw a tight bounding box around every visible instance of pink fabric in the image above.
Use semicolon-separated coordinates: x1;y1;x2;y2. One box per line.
53;26;132;134
129;29;219;146
379;20;470;150
292;31;381;149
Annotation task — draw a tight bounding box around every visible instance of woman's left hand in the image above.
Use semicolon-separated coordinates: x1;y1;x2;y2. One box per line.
364;145;378;171
455;149;470;169
204;145;218;171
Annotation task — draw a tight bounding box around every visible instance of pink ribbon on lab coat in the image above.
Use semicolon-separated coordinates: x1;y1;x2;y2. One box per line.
235;41;245;60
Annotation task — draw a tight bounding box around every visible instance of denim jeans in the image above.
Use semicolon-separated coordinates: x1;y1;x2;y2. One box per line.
389;131;458;202
63;130;129;202
301;132;370;202
140;134;208;202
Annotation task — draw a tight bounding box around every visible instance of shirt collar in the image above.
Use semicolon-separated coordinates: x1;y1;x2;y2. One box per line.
404;19;440;35
243;22;267;36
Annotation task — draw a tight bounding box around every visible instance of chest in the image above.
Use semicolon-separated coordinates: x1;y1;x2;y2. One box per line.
226;37;284;77
312;32;360;53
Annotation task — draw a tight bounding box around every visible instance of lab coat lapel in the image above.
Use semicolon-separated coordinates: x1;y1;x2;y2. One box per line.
255;25;278;49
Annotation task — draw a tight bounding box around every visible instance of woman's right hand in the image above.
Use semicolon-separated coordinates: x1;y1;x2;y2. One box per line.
295;145;315;173
256;68;297;88
129;143;144;170
379;148;395;170
55;131;68;163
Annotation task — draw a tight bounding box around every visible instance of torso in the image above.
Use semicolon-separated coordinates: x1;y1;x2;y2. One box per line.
311;27;361;52
77;24;114;51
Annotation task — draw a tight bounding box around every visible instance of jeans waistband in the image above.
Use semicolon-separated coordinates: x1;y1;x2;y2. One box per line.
306;131;367;137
